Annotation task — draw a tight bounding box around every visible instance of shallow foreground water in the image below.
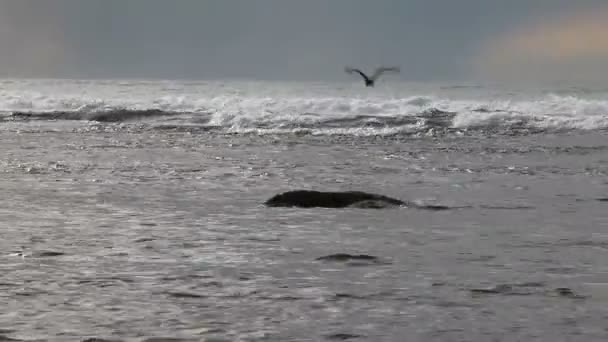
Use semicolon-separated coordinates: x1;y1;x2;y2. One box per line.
0;79;607;341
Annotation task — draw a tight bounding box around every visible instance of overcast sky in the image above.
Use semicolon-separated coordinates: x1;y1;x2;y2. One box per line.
1;0;607;82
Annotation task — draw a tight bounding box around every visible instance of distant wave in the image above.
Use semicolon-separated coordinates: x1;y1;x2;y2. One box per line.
8;109;182;123
2;89;608;136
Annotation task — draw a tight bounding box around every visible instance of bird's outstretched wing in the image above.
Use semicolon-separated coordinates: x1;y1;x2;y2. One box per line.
369;66;400;81
345;67;371;82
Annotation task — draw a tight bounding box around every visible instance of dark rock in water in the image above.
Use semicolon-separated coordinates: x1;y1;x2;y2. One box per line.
265;190;404;209
316;253;379;262
316;254;389;266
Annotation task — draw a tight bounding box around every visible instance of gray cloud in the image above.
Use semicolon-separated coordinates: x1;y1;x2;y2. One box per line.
0;0;605;81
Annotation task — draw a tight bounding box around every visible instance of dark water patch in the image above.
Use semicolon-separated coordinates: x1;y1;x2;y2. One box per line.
89;144;132;150
332;293;369;300
76;280;117;288
166;291;207;299
480;204;536;210
472;108;516;114
409;202;456;211
8;250;65;258
325;333;364;340
515;282;546;287
458;255;497;262
10;111;81;121
13;288;52;297
435;300;481;309
470;283;584;299
107;276;135;284
243;236;281;243
225;289;260;298
32;251;65;258
10;109;182;123
181;242;204;249
499;240;558;250
160;273;215;282
0;283;20;287
89;109;178;122
470;282;546;296
470;285;523;296
134;237;156;243
81;338;123;342
196;280;223;287
257;294;304;301
166;287;259;300
330;290;399;302
142;338;193;342
552;288;586;299
544;267;580;274
151;124;218;133
0;336;23;342
556;239;608;249
597;198;608;202
77;277;134;288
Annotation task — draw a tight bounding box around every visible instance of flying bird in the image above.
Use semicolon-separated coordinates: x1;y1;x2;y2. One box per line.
345;66;400;87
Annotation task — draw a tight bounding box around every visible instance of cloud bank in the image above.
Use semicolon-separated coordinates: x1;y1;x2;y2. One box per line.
475;5;608;82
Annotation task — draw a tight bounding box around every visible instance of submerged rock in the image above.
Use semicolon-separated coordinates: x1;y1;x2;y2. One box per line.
264;190;405;209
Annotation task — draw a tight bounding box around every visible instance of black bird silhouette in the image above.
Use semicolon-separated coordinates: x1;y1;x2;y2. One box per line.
345;66;400;87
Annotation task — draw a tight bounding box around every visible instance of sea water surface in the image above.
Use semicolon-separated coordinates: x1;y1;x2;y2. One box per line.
0;79;607;341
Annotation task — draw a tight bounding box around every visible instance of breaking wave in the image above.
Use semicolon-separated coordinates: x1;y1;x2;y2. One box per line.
1;79;607;136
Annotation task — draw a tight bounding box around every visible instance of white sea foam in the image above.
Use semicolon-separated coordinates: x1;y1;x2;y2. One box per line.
1;79;607;134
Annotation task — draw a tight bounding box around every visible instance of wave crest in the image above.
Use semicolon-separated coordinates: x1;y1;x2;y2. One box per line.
2;87;608;136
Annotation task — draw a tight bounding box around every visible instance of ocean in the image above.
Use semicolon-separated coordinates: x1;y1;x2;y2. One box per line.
0;78;607;341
